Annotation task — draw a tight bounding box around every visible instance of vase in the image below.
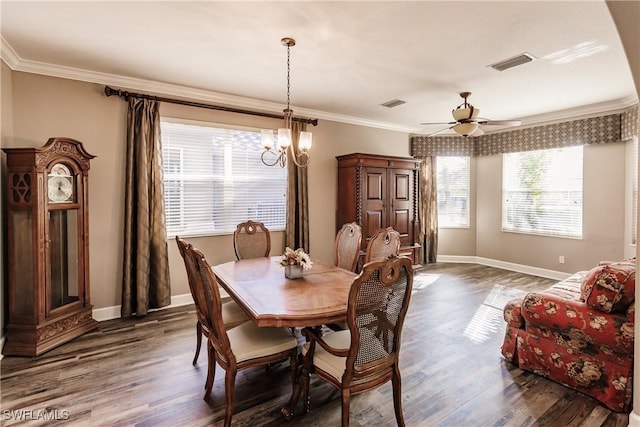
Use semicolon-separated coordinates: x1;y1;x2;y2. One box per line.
285;264;303;279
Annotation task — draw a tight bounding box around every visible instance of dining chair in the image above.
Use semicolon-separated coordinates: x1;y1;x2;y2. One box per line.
364;227;401;264
176;236;249;365
334;222;362;272
300;255;414;427
233;220;271;260
185;242;299;427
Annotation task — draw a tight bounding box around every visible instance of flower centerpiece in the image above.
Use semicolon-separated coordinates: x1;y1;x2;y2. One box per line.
280;247;312;279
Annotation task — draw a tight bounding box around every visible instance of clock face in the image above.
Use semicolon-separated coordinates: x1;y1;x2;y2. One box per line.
48;163;74;203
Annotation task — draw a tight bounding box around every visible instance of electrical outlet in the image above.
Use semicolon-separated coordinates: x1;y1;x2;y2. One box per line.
559;256;565;264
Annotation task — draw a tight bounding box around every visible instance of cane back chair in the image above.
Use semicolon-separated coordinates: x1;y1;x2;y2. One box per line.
364;227;401;264
233;220;271;260
184;241;299;427
334;222;363;273
301;255;414;426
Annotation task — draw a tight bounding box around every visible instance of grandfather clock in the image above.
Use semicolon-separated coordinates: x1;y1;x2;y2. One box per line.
3;137;98;356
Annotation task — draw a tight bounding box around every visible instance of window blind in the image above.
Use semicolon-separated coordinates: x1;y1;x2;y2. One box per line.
436;156;470;227
503;146;583;238
161;120;287;237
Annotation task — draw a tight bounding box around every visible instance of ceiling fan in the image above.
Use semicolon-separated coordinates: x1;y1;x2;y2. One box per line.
421;92;522;137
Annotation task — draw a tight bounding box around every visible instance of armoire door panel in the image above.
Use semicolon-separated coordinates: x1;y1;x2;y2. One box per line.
394;173;410;200
393;210;410;237
365;210;384;238
365;171;385;201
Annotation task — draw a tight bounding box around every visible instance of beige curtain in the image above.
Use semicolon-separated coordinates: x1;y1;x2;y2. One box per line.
419;156;438;264
285;121;310;253
121;98;171;317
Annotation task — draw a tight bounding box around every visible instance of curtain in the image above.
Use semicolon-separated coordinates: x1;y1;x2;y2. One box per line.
285;121;310;253
419;156;438;264
121;98;171;317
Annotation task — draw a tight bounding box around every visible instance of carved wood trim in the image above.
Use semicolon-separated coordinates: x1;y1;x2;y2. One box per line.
37;312;94;341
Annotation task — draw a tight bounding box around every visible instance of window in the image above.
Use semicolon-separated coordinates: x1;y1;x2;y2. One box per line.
161;120;287;237
502;146;583;238
436;156;470;227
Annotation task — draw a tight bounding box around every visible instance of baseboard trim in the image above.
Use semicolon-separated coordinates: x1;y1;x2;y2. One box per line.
435;255;571;281
92;293;194;322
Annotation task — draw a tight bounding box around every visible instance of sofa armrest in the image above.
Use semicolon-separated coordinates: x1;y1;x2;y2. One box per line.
521;291;634;355
503;298;524;329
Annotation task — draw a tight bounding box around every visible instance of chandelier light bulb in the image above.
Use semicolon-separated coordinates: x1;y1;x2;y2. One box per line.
261;129;274;150
299;131;312;151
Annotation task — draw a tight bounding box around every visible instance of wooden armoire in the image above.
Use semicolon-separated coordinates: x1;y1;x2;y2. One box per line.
336;153;421;267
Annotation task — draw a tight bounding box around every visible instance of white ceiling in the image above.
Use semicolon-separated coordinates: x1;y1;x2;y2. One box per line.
1;1;638;135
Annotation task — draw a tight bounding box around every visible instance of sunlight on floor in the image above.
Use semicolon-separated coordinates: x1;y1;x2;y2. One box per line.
464;285;527;344
413;273;440;293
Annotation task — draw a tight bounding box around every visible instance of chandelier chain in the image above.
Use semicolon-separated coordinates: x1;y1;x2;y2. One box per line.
286;43;291;110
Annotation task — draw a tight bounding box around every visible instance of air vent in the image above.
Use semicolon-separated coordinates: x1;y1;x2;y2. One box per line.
489;53;537;72
380;99;406;108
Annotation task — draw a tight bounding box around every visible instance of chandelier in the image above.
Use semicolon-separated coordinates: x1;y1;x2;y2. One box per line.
261;37;312;168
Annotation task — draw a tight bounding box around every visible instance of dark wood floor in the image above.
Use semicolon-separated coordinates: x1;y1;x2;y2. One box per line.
1;263;631;426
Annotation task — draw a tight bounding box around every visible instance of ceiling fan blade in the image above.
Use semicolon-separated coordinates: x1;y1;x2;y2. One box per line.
477;119;522;126
427;125;455;137
420;121;457;126
471;127;485;137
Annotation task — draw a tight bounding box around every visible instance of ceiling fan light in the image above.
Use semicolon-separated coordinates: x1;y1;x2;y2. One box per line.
453;122;478;137
452;106;480;121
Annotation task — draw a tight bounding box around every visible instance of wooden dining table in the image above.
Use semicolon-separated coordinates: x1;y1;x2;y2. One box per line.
212;255;357;420
212;256;357;328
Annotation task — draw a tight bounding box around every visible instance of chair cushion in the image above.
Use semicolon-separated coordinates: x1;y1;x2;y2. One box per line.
580;261;635;313
303;330;351;381
227;321;297;363
221;300;249;327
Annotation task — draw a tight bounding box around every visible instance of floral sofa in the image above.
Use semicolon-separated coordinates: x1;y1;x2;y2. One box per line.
501;258;635;412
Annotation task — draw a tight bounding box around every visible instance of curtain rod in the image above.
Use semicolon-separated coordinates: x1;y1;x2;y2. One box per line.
104;86;318;126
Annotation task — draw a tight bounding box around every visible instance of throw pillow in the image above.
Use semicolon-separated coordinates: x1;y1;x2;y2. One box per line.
580;261;635;313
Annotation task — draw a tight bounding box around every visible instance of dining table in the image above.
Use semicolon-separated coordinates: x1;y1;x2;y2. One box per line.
212;256;357;328
211;255;357;419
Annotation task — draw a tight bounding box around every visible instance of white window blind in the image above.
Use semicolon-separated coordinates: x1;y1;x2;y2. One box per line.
502;146;583;238
161;120;287;237
436;156;470;227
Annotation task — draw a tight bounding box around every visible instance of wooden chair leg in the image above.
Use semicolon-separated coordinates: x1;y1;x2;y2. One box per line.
341;389;351;427
193;321;202;365
223;368;237;427
392;365;405;427
204;342;215;399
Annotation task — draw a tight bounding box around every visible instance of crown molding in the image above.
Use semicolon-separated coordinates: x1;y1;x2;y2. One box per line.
1;36;414;133
2;36;635;135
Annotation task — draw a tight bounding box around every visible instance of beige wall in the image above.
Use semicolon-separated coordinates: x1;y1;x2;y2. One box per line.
475;141;627;273
2;69;412;312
